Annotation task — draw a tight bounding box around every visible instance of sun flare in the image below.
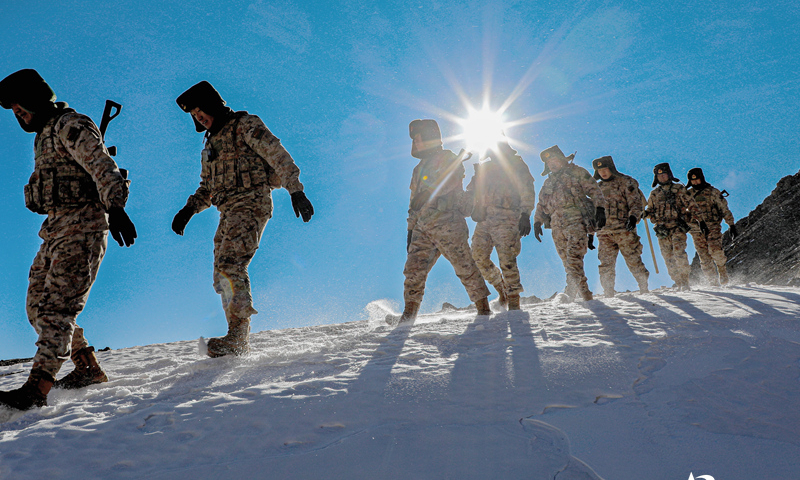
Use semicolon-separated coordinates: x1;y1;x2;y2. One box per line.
458;107;508;158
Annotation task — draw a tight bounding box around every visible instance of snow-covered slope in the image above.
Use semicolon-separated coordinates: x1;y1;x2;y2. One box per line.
2;285;799;479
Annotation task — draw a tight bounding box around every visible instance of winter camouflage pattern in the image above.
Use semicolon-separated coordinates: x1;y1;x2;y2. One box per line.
595;172;648;294
467;154;536;296
403;148;489;305
185;112;302;212
647;183;702;287
597;230;649;294
535;162;605;300
181;113;305;327
552;222;591;300
688;185;734;285
25;111;128;378
534;162;606;231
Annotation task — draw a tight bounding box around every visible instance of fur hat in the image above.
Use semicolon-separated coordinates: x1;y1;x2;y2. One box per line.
0;69;56;111
592;155;618;180
652;162;679;187
539;145;574;176
176;81;230;132
409;119;443;158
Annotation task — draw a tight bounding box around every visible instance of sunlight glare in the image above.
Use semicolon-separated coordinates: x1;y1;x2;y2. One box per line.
460;107;507;157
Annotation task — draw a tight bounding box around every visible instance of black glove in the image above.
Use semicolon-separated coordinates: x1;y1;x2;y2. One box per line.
595;207;606;230
587;234;595;250
519;214;532;237
729;224;738;240
108;207;137;247
172;205;194;236
291;191;314;222
700;220;709;236
625;215;637;232
407;230;413;252
533;221;543;242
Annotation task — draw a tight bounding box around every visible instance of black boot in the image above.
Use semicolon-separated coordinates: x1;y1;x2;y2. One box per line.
53;346;108;389
0;369;54;411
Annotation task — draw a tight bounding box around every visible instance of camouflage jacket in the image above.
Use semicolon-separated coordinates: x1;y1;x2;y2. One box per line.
646;182;703;229
28;107;129;238
534;162;606;230
596;173;644;231
687;185;734;226
186;112;303;212
407;148;470;231
466;154;536;222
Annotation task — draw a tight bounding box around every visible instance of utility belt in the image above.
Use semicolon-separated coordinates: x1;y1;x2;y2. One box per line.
653;219;690;239
24;166;100;214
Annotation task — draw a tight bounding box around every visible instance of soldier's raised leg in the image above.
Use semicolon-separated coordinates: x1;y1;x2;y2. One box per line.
434;220;491;315
471;224;507;308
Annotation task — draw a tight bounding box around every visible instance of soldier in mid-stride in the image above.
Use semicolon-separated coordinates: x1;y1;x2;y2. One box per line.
0;69;137;411
592;156;649;296
467;139;536;310
645;163;707;291
686;167;737;286
172;81;314;357
534;146;606;301
387;119;491;326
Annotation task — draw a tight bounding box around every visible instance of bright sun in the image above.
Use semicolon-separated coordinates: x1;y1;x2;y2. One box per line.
458;107;508;157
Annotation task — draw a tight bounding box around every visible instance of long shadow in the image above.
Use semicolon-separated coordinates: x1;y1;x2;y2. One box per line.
582;301;653;359
712;290;796;319
732;285;800;312
653;293;724;326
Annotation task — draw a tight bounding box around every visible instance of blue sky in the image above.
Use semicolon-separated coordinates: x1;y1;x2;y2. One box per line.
1;0;798;359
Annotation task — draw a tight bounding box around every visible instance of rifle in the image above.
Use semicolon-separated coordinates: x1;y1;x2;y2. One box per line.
99;100;122;156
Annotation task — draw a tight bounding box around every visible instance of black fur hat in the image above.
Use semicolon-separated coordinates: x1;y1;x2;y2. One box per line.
0;69;56;111
652;162;679;187
592;155;618;180
687;167;707;184
540;145;575;176
176;81;230;132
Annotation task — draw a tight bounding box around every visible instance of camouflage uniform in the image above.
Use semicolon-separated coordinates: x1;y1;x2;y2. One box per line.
535;151;606;301
25;109;130;378
467;148;536;299
404;148;491;307
592;157;649;295
687;176;735;285
646;167;704;289
181;112;304;333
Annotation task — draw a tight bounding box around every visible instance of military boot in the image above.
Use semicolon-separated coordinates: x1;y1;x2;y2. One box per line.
0;369;54;411
494;281;508;309
53;346;108;390
475;297;491;316
386;301;420;326
508;293;521;311
718;265;730;285
636;274;649;294
207;316;251;358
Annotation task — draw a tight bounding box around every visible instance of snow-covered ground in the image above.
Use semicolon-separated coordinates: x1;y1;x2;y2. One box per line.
2;285;799;479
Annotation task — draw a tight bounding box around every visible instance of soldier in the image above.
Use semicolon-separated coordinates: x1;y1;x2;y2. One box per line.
387;119;491;325
171;81;314;357
591;156;649;296
686;168;737;285
644;163;708;290
0;69;137;410
533;146;606;301
466;139;536;310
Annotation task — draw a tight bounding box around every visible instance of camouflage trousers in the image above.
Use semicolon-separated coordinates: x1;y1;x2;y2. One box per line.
471;215;523;295
656;228;690;286
690;223;728;285
597;229;649;294
213;197;271;324
552;222;591;299
404;216;490;305
27;230;107;377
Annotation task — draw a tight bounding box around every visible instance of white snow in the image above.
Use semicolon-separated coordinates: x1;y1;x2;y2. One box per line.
2;285;799;479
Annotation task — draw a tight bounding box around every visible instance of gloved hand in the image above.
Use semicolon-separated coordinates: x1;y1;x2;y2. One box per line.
519;214;532;237
587;234;595;250
533;221;543;242
407;230;413;252
172;205;194;236
700;220;709;236
729;224;738;240
291;191;314;222
595;207;606;230
625;215;637;232
108;207;137;247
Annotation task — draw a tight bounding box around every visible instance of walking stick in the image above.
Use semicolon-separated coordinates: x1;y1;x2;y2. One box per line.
644;218;659;274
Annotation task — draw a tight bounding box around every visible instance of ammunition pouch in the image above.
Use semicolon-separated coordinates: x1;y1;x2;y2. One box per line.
653;224;669;239
24;166;100;214
677;218;690;233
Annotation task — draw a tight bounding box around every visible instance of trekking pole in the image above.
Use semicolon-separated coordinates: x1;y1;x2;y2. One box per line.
644;218;659;274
